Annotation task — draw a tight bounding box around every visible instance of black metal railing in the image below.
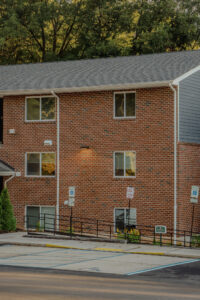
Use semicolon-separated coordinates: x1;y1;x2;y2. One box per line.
25;214;200;248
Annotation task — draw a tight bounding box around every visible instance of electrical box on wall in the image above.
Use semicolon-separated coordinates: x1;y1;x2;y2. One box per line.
9;129;16;134
44;140;53;146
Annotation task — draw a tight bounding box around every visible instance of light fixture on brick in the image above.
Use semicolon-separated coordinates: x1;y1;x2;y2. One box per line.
80;145;89;149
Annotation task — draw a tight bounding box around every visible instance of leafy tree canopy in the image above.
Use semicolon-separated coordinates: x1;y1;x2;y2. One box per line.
0;0;199;64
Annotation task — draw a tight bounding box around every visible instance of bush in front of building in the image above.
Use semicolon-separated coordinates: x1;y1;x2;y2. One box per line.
116;228;140;243
0;188;16;232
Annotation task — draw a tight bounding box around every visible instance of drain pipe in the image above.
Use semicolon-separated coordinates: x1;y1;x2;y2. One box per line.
4;174;15;188
51;91;60;231
169;83;177;245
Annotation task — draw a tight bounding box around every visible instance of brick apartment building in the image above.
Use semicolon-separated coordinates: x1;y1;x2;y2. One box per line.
0;50;200;236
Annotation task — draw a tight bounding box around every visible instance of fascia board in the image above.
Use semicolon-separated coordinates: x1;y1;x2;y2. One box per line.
173;65;200;85
0;80;171;96
0;171;15;176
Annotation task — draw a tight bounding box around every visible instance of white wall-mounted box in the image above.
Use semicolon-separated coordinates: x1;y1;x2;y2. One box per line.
44;140;53;146
9;129;16;134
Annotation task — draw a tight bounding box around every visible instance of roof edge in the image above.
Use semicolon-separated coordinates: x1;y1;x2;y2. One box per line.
0;160;15;176
0;171;15;176
173;65;200;85
0;160;15;171
0;81;171;96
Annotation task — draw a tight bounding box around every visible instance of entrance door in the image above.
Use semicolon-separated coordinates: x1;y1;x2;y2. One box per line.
0;99;3;143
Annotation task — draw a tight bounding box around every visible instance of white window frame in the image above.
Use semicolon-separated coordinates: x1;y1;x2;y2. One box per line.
25;205;56;229
25;95;56;122
113;151;136;178
25;152;56;178
114;207;137;233
113;91;136;119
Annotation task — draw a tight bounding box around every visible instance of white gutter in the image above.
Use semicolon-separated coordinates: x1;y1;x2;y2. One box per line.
51;91;60;231
0;80;171;97
169;83;177;245
4;174;15;188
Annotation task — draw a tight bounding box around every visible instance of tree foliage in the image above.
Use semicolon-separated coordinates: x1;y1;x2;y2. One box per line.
0;188;16;232
0;0;200;64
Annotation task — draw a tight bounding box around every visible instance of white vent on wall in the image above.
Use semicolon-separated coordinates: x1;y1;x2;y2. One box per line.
9;129;16;134
44;140;53;146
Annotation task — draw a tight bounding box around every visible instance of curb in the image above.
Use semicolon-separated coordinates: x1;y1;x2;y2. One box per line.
1;241;200;259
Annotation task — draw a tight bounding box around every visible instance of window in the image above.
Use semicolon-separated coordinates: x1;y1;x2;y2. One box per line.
26;206;55;230
114;151;136;177
114;92;135;118
115;208;136;232
26;153;56;177
26;97;56;121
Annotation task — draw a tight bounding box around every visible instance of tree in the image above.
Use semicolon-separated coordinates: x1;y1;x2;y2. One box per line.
0;188;16;232
0;0;84;63
0;0;200;64
74;0;133;58
129;0;196;55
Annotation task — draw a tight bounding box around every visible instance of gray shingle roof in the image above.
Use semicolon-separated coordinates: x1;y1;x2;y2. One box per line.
0;50;200;93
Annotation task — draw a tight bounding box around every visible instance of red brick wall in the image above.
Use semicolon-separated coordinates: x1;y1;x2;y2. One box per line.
0;95;57;227
177;143;200;232
0;87;175;230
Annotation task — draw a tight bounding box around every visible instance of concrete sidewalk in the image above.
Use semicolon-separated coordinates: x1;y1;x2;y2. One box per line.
0;232;200;259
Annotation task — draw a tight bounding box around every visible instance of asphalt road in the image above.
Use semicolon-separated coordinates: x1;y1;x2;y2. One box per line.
0;264;200;300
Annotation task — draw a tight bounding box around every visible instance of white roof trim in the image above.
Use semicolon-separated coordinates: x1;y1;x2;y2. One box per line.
0;171;15;176
0;81;171;96
173;65;200;85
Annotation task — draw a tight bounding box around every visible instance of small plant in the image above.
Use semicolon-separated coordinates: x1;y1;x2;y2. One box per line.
116;228;140;243
127;229;140;243
66;226;74;234
191;235;200;247
36;221;44;232
153;240;161;246
116;230;125;240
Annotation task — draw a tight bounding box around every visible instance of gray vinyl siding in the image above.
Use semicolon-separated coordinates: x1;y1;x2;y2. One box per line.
179;70;200;143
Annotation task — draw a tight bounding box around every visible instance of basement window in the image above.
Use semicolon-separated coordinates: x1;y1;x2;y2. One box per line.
26;152;56;177
114;151;136;177
26;96;56;121
114;92;136;118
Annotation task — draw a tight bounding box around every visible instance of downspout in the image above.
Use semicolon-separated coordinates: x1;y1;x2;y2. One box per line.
51;91;60;231
169;83;177;245
4;174;15;188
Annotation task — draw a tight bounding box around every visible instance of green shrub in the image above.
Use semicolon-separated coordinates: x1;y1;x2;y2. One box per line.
36;221;44;232
191;235;200;247
127;229;140;243
66;226;74;234
116;228;140;243
0;188;16;231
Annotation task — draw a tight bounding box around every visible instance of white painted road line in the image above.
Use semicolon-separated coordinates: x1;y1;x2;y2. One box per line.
126;259;200;276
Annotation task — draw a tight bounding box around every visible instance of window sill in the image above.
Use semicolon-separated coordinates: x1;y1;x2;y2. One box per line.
113;176;136;179
25;176;56;178
25;120;56;123
113;117;136;120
